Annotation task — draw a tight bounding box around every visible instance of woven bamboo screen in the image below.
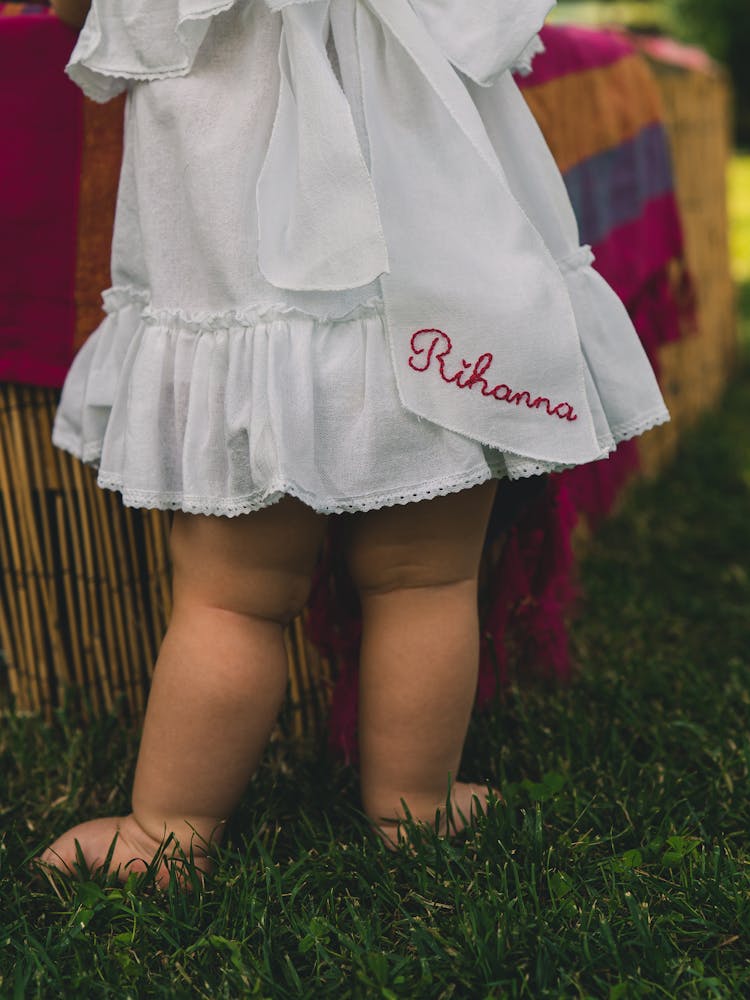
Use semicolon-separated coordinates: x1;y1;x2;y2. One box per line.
0;392;334;734
0;55;737;734
0;391;335;733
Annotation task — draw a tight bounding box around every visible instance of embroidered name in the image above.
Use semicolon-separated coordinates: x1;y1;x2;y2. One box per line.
408;329;578;423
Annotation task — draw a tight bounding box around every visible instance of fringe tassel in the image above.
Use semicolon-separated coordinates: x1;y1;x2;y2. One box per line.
306;527;362;763
477;477;579;707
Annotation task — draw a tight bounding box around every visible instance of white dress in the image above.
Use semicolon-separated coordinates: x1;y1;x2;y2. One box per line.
52;0;669;516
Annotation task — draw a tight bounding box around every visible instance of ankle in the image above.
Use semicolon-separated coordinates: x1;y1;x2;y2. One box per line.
365;782;500;843
128;811;223;862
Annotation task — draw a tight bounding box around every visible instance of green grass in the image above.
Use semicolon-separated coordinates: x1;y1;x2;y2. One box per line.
2;341;750;996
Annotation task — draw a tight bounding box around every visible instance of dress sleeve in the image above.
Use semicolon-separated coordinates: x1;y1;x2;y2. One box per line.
65;0;251;102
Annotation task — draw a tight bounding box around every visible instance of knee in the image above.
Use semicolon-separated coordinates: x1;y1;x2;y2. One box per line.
239;571;313;626
169;521;314;626
346;547;478;599
175;562;312;625
176;562;312;626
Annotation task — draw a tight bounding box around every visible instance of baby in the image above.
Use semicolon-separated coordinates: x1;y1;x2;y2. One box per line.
41;0;667;884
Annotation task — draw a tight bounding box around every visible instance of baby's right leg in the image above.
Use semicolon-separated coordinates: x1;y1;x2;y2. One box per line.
40;498;325;885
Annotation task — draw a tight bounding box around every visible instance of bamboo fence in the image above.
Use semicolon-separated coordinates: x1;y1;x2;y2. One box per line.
0;388;334;734
0;53;737;737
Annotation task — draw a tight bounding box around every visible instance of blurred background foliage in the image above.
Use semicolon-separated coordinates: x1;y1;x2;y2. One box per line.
555;0;750;144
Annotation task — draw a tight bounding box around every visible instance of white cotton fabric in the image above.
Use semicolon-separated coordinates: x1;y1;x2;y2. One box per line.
53;0;669;516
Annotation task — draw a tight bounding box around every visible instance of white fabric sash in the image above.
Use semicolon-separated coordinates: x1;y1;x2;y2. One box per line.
258;0;600;463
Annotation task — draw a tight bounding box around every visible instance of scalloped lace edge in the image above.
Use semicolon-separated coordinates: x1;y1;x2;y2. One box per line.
99;469;504;516
485;407;670;481
51;433;505;516
610;407;671;445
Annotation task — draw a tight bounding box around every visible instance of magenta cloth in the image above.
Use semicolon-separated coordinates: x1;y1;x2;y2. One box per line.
0;6;82;386
521;23;636;85
593;194;683;312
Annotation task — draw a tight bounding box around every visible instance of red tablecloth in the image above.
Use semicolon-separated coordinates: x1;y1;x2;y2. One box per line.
0;3;123;386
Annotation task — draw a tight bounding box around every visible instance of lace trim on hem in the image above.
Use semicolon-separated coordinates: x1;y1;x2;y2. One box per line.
52;430;505;514
51;430;102;467
54;409;670;494
53;410;670;517
610;407;671;445
501;408;671;480
95;468;502;516
53;418;671;515
507;458;571;479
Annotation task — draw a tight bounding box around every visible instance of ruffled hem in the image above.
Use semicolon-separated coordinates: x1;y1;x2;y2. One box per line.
52;269;669;516
52;406;669;517
51;427;506;516
52;290;508;515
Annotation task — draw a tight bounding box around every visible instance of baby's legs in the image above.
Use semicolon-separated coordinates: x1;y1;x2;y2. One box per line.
346;481;498;841
41;498;325;884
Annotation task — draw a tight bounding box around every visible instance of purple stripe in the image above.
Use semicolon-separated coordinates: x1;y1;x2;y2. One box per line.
562;122;674;247
2;4;53;12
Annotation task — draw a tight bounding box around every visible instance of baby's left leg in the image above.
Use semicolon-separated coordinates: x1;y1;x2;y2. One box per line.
346;481;500;846
39;498;326;885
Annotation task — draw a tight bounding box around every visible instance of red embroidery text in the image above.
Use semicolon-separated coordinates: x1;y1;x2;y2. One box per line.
408;329;578;423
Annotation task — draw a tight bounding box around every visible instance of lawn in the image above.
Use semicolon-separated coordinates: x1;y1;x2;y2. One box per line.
1;170;749;999
1;356;749;996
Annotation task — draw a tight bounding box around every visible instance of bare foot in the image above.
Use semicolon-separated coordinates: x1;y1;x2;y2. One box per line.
373;782;501;850
36;814;213;889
